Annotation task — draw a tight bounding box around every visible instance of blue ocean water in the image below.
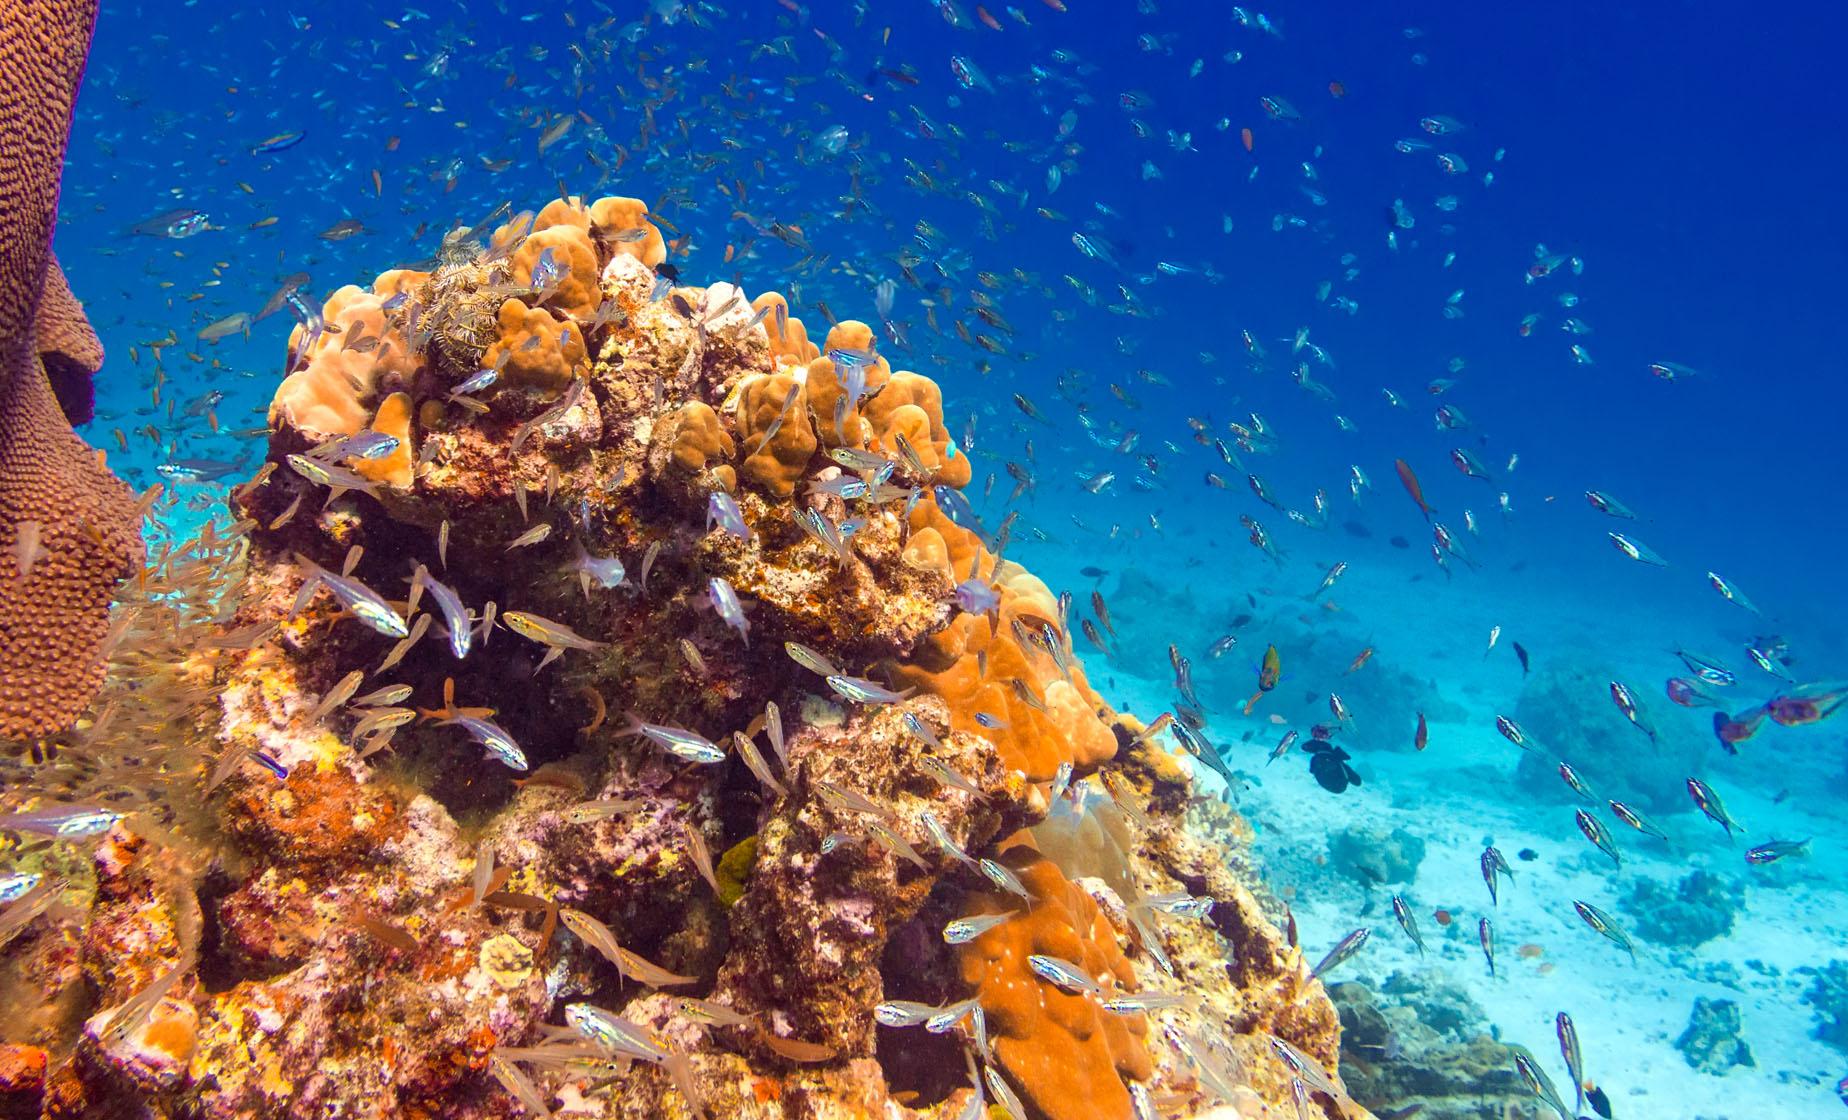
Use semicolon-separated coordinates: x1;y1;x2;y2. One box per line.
53;0;1848;1114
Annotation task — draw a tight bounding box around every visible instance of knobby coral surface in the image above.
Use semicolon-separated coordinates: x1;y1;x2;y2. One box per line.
0;0;142;742
0;193;1359;1120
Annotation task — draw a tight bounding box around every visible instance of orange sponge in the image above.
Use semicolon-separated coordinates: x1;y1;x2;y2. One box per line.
884;497;1118;783
669;400;737;492
352;392;414;489
863;371;971;488
958;845;1152;1120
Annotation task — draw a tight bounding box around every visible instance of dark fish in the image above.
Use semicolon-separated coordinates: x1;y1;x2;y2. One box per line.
1388;535;1409;549
319;218;366;241
1586;1083;1613;1119
1079;566;1107;578
1512;641;1530;675
1304;738;1359;793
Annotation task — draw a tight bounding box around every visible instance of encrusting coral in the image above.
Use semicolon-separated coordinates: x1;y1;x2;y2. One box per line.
0;187;1358;1120
0;0;143;742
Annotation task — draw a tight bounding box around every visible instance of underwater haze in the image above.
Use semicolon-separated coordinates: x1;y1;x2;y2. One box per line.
1;0;1843;1117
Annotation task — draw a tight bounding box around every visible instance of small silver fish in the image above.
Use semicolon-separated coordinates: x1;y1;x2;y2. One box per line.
444;715;529;770
707;577;750;646
942;912;1013;945
621;715;726;764
1307;926;1370;981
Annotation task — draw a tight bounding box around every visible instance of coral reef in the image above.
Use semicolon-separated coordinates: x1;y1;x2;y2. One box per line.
1620;869;1742;948
1327;826;1425;889
1674;997;1753;1074
0;0;143;741
1;194;1359;1120
1801;960;1848;1052
1330;974;1530;1120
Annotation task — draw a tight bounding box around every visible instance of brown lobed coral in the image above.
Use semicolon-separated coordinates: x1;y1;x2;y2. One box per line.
0;191;1358;1120
0;0;142;743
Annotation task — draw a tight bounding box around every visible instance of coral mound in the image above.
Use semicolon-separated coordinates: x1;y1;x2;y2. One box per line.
0;0;142;741
1;192;1354;1120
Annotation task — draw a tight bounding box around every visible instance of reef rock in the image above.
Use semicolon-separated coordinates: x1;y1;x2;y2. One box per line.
1801;960;1848;1052
1621;869;1742;948
1330;973;1529;1120
1512;654;1707;815
1674;997;1754;1074
1327;825;1425;889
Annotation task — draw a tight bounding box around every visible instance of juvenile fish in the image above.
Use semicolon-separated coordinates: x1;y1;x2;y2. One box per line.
826;674;914;704
1308;927;1370;981
1608;680;1656;742
1391;895;1424;958
0;806;125;838
418;568;472;659
620;715;726;764
1574;808;1623;867
943;912;1014;944
293;553;408;638
1686;777;1740;839
1513;1048;1574;1120
1608;798;1670;841
707;577;750;645
504;610;606;659
444;715;529;770
1027;954;1102;996
1572;900;1636;963
1557;1012;1586;1113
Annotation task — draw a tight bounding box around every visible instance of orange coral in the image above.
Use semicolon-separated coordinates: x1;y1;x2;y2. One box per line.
863;370;972;489
732;372;816;499
352;392;414;489
668;400;737;492
884;497;1118;783
37;252;103;424
958;845;1152;1120
270;283;421;439
750;293;818;366
587;195;667;269
480;299;586;393
803;322;891;448
0;0;143;740
512;224;601;320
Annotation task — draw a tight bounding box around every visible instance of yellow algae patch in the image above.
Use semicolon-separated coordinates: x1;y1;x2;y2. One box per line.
352;392;413;489
479;934;535;990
